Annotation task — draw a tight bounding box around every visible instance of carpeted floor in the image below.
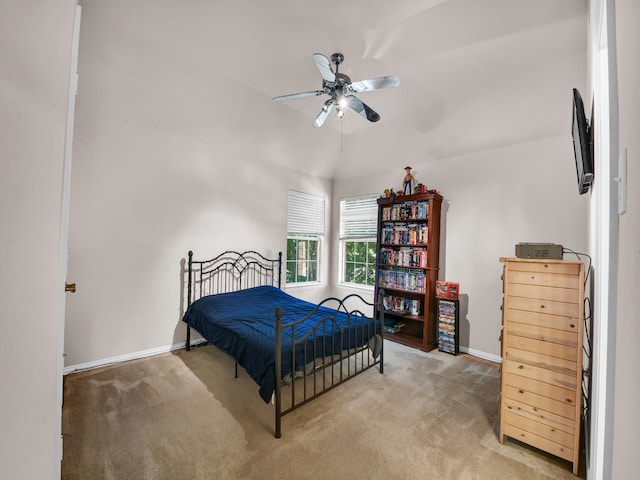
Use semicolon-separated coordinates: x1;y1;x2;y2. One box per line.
61;341;584;479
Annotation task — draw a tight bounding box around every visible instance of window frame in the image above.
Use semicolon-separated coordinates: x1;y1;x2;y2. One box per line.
338;194;379;289
286;235;321;286
341;239;377;288
286;190;325;287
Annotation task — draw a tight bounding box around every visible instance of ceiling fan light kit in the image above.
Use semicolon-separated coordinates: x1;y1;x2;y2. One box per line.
273;52;399;128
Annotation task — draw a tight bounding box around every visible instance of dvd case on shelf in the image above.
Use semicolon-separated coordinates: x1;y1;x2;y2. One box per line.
437;298;459;355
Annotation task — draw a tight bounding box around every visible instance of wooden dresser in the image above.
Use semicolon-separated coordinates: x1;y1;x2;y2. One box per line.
499;258;584;475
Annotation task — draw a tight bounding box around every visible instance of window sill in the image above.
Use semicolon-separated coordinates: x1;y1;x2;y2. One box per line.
285;282;323;290
337;282;375;293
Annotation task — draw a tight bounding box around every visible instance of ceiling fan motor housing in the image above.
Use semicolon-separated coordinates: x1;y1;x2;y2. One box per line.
331;53;344;67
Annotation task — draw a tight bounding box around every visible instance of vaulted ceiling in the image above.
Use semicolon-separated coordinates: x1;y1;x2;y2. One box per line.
79;0;588;179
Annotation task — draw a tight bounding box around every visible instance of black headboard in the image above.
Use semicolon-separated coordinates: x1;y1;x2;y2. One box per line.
185;250;282;349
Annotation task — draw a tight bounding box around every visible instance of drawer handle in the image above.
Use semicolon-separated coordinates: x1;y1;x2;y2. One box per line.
540;304;545;309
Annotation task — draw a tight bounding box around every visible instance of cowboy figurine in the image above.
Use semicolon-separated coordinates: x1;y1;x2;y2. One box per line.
402;166;416;195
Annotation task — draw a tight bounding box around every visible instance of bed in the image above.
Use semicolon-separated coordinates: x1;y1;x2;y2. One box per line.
182;250;384;438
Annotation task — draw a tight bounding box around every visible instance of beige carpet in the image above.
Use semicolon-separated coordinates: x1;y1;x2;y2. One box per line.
61;341;584;479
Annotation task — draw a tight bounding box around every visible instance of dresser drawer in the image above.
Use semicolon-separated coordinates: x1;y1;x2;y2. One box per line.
506;270;580;290
504;309;580;333
504;347;578;376
503;357;578;391
506;283;581;303
504;334;578;362
505;296;580;318
505;260;581;276
503;373;577;413
503;384;576;420
502;417;575;463
502;395;576;434
504;320;578;348
502;409;575;448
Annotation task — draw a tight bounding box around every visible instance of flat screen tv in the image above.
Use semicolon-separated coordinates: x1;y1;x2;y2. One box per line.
572;88;593;195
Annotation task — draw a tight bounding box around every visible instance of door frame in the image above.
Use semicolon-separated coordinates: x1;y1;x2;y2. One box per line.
56;5;81;475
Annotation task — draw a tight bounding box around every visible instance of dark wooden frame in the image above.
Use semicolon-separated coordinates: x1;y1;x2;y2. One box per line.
374;192;443;351
185;250;384;438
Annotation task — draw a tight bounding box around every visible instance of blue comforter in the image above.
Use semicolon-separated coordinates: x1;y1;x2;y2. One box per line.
182;285;376;403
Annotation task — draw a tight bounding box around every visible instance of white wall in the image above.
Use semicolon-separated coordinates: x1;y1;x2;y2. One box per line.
65;116;333;365
0;1;77;478
65;0;589;369
333;135;588;358
64;5;333;367
331;36;588;359
611;0;640;476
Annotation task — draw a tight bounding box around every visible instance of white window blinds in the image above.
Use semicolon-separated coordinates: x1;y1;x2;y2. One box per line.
287;190;325;235
339;195;378;240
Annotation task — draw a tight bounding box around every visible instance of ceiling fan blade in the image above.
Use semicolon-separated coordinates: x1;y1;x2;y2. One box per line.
313;53;335;82
349;76;400;93
313;100;334;128
345;95;380;123
273;90;325;102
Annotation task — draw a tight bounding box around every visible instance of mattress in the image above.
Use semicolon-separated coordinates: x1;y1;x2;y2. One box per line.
182;285;377;402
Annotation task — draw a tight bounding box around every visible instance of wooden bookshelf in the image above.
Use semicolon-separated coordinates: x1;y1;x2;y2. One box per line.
374;192;442;351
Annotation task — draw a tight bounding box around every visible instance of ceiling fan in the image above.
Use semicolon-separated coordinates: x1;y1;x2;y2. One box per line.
273;53;400;128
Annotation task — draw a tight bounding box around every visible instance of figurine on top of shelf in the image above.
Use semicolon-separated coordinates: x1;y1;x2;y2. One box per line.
402;166;416;195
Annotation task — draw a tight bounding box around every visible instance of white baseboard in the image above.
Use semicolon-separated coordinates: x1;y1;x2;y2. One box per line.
63;338;207;375
460;346;502;363
64;339;501;375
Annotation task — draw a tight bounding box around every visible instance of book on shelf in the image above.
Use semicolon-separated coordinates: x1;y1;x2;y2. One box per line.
378;269;426;293
381;223;428;246
379;247;428;268
439;324;455;334
383;295;421;316
383;320;406;334
381;201;430;221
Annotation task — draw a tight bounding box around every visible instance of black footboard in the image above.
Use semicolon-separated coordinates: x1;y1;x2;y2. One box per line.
273;291;385;438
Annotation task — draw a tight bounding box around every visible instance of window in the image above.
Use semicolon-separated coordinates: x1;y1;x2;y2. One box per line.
286;237;318;283
343;240;377;285
339;195;378;287
287;190;325;285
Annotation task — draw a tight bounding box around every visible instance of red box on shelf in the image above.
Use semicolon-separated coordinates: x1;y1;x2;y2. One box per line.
435;281;459;299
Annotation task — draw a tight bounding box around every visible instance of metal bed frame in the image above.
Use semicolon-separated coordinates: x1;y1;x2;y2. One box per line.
185;250;384;438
